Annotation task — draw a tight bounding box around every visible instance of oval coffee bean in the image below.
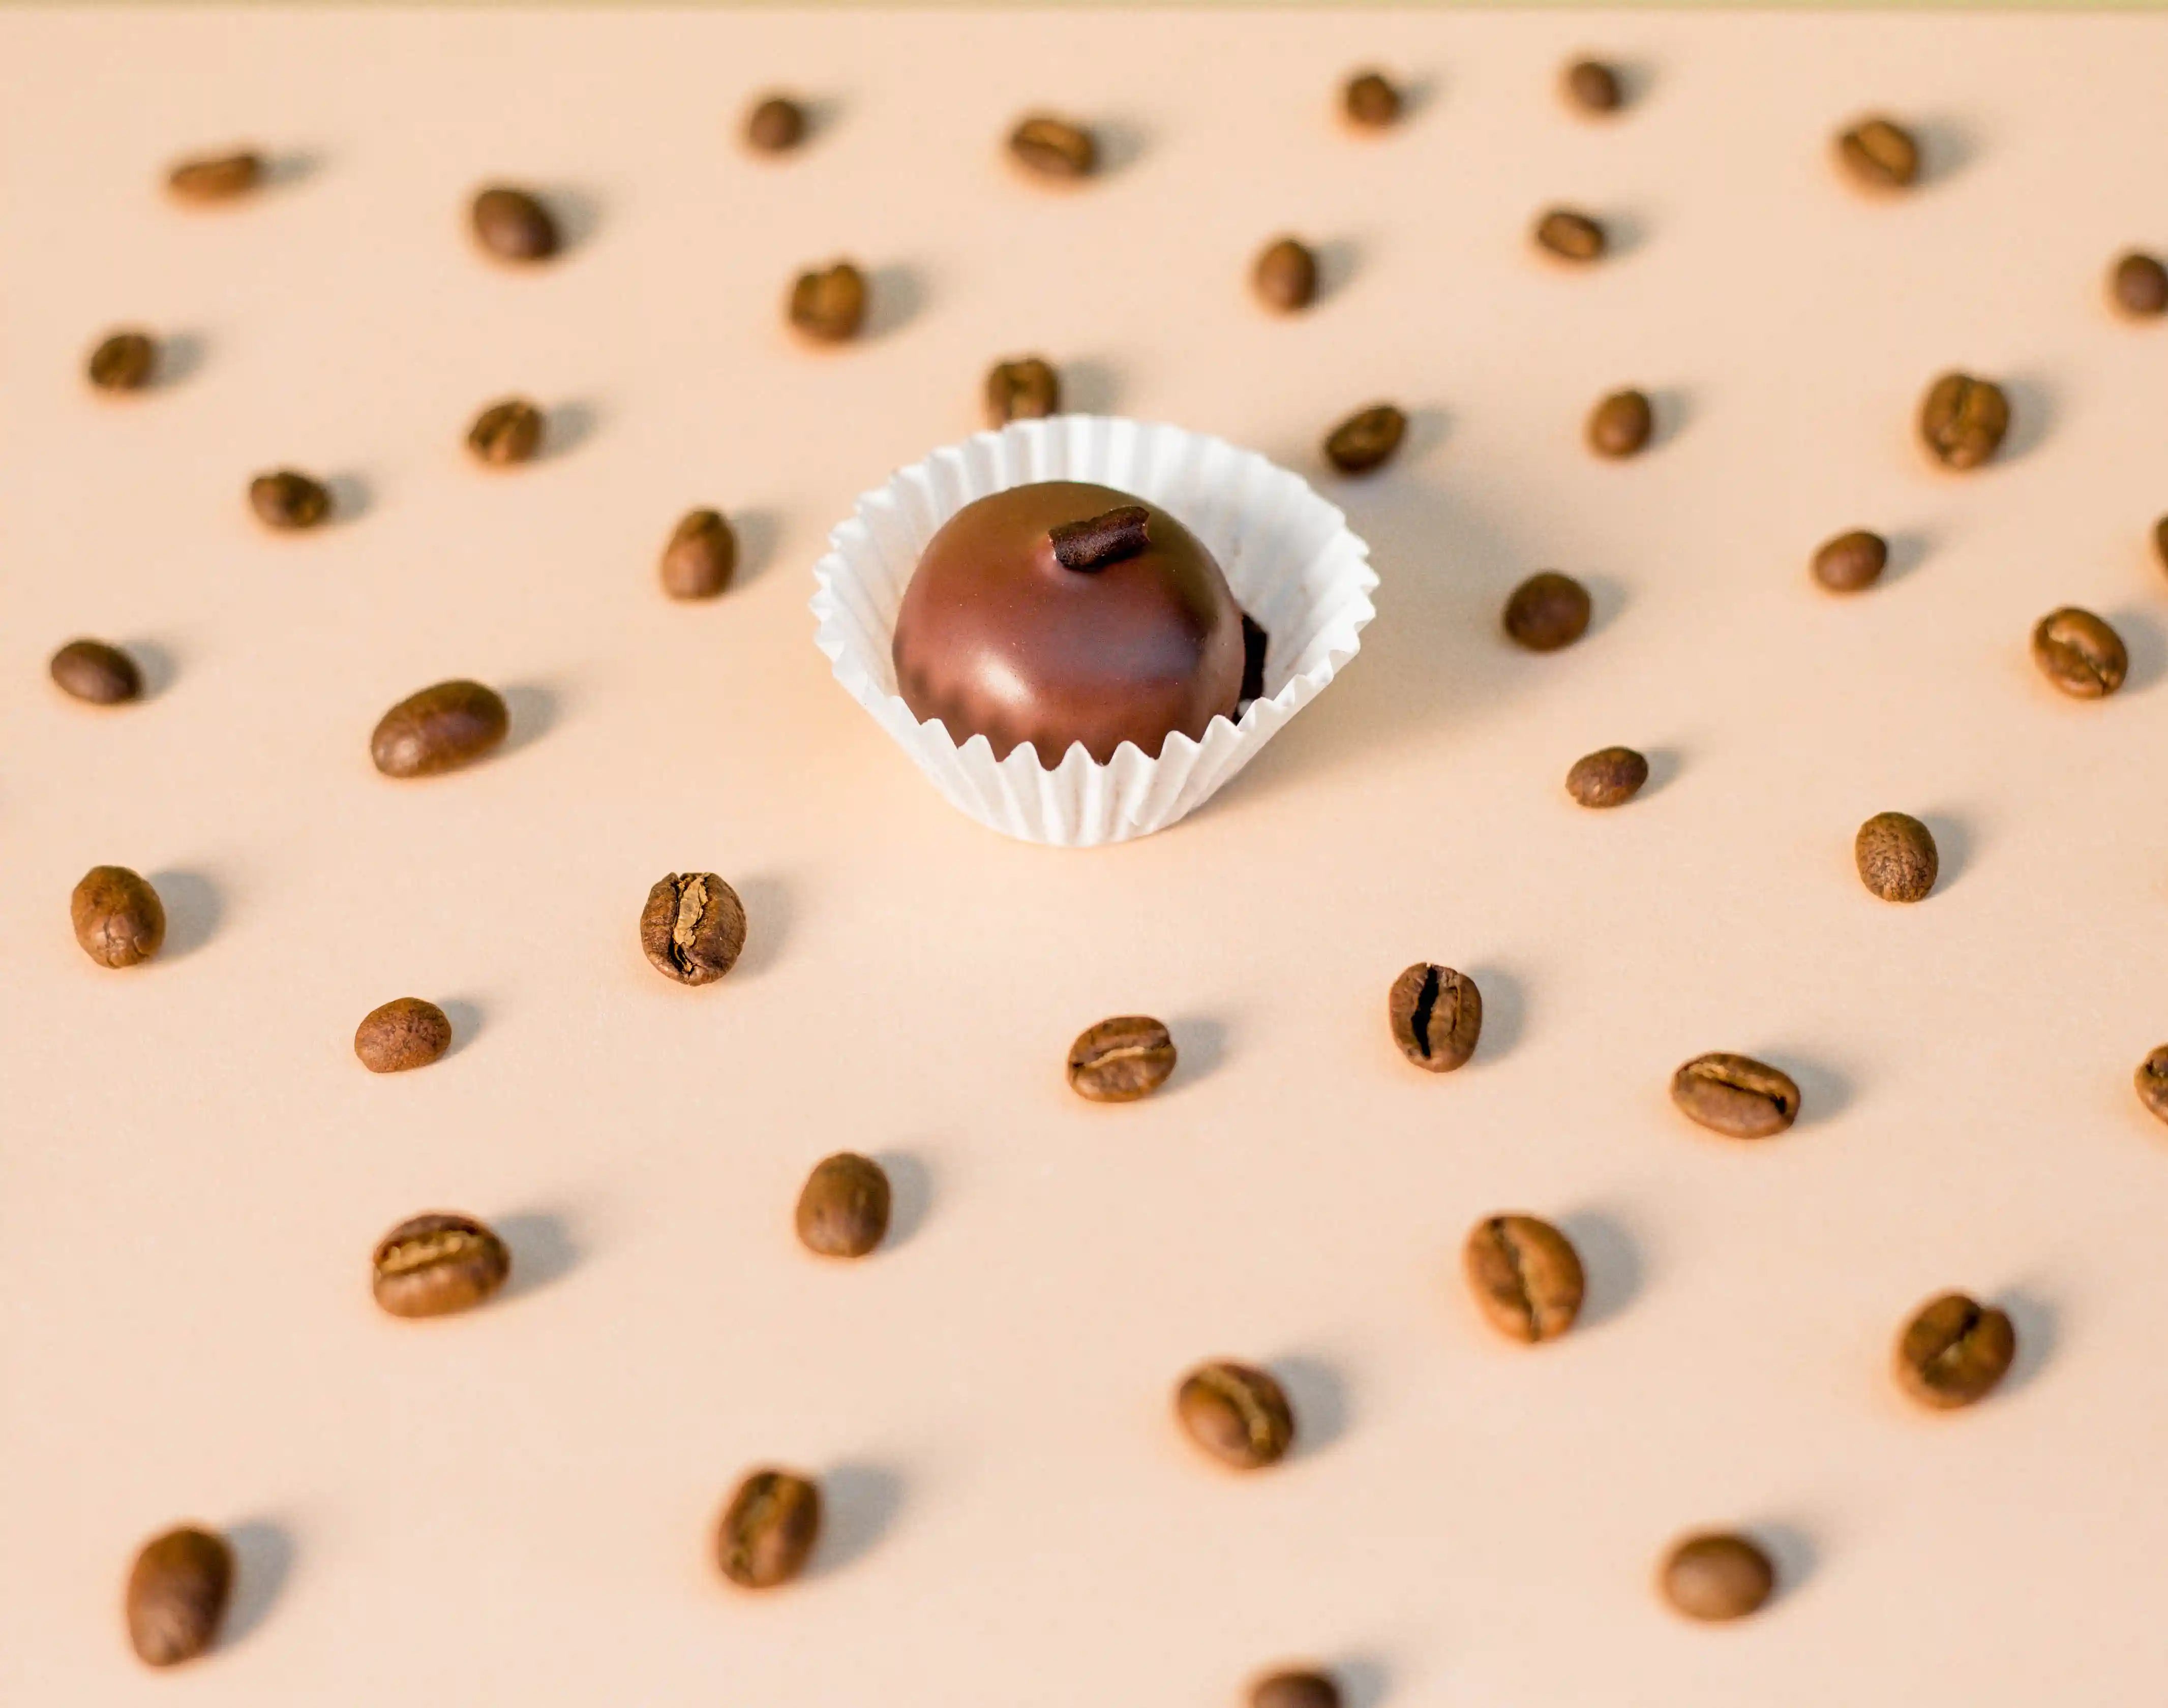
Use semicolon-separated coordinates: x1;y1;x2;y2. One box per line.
1322;403;1406;475
1918;372;2009;471
1659;1531;1774;1622
1251;1667;1341;1708
716;1468;822;1588
1563;58;1623;114
788;260;867;343
1175;1359;1294;1470
469;185;559;262
1893;1291;2015;1409
1565;745;1647;807
50;638;142;705
249;469;330;530
1252;237;1318;313
744;94;807;154
1066;1016;1177;1102
370;1212;510;1319
1341;69;1401;130
985;355;1061;426
87;329;157;392
660;508;738;599
1007;114;1097;179
2112;251;2168;318
1586;387;1652;458
2133;1046;2168;1125
1533;208;1606;263
1388;963;1481;1072
1835;115;1919;190
353;997;453;1073
72;865;166;968
125;1525;233;1666
795;1152;892;1258
467;397;545;466
640;872;748;986
167;149;263;204
2031;607;2127;699
370;680;509;777
1854;810;1937;902
1463;1214;1585;1343
1670;1052;1800;1139
1811;528;1888;592
1503;571;1591;652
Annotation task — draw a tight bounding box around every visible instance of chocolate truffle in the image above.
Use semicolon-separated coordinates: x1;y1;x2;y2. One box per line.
891;481;1245;767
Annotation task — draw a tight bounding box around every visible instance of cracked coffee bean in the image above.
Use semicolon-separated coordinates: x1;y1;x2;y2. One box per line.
1812;528;1888;592
1503;571;1591;652
1563;58;1622;113
370;1211;510;1318
1323;403;1406;474
2031;607;2127;698
1464;1213;1584;1343
795;1152;892;1258
125;1526;232;1666
167;149;262;203
1893;1291;2015;1409
1670;1052;1799;1138
50;639;142;705
1533;208;1606;263
1066;1016;1177;1102
1918;372;2008;470
640;872;748;986
354;997;453;1073
87;329;157;391
470;185;559;262
1252;237;1318;312
370;680;509;777
72;866;165;968
1835;116;1919;190
1251;1668;1341;1708
716;1468;822;1588
249;469;330;530
2111;251;2168;318
660;508;738;599
1388;963;1481;1072
1565;745;1647;807
985;355;1061;426
1587;387;1652;458
1342;69;1401;129
745;94;807;154
1659;1532;1774;1621
467;397;545;466
1007;114;1097;179
1854;811;1938;902
1175;1359;1294;1470
788;260;867;343
2133;1046;2168;1126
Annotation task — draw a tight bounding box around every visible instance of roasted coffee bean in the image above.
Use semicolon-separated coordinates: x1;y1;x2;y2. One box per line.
1251;1667;1341;1708
716;1468;822;1588
640;872;748;985
1586;387;1653;458
469;185;559;262
1008;114;1097;179
1252;237;1318;312
1563;58;1623;113
1503;571;1591;651
49;639;142;705
249;469;330;529
370;1211;510;1318
1565;745;1647;807
125;1526;232;1665
1812;528;1888;592
795;1152;892;1258
1464;1214;1584;1343
87;329;157;391
1835;116;1920;190
370;679;509;777
2032;607;2127;698
1855;811;1938;902
1894;1291;2015;1409
660;509;738;599
1051;506;1151;571
1670;1052;1799;1138
1388;963;1481;1072
1067;1016;1177;1101
1175;1359;1294;1470
1533;208;1606;263
2155;514;2168;573
467;397;545;466
72;866;165;968
1342;70;1401;130
2133;1046;2168;1125
354;997;453;1073
1918;372;2009;471
2111;252;2168;318
1323;403;1406;474
167;149;262;203
1239;611;1269;707
788;260;867;343
745;94;807;154
1659;1532;1774;1621
985;355;1061;426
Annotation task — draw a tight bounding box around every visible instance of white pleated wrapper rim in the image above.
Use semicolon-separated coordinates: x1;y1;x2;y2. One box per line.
809;416;1379;847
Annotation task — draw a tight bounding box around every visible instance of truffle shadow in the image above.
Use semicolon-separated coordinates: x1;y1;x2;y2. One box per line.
497;682;563;758
146;869;223;961
222;1517;296;1649
1560;1206;1645;1331
814;1462;906;1577
499;1209;580;1301
1273;1353;1349;1460
863;264;927;341
874;1150;932;1252
729;873;793;980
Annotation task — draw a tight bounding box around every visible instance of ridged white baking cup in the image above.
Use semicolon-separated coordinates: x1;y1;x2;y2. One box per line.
810;416;1378;846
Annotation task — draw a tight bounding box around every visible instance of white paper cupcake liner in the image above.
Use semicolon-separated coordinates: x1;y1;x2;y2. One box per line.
809;415;1378;846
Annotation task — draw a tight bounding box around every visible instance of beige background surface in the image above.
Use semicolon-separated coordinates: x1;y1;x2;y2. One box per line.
6;7;2168;1703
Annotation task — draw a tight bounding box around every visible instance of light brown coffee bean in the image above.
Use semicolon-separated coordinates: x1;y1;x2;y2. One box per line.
1463;1214;1585;1343
125;1526;232;1665
1323;403;1406;475
1835;116;1919;190
640;872;748;985
1503;571;1591;652
985;355;1060;426
72;866;165;969
1388;963;1481;1072
1586;388;1653;458
2133;1046;2168;1125
1342;70;1401;130
469;185;559;262
87;329;157;391
745;94;807;155
249;469;330;530
716;1468;822;1588
2031;607;2127;698
370;1212;510;1318
1251;1667;1341;1708
50;639;142;705
660;509;738;599
2111;252;2168;319
1893;1291;2015;1409
1008;114;1097;179
354;997;453;1073
1670;1052;1800;1139
1175;1359;1294;1470
467;397;545;466
1066;1016;1177;1102
370;680;509;777
1533;208;1606;263
1252;237;1318;312
1565;745;1648;807
795;1152;892;1258
1918;372;2009;471
1854;811;1938;902
167;149;262;203
1812;528;1888;592
1659;1531;1774;1621
788;260;867;343
1563;58;1623;114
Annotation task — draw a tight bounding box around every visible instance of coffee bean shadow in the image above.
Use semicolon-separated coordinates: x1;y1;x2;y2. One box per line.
326;471;374;524
796;95;844;146
1312;237;1362;307
1334;1654;1394;1708
1997;1285;2060;1398
873;1151;932;1251
1558;1207;1643;1330
1755;1520;1819;1606
1637;745;1683;798
863;265;927;341
1059;356;1121;416
2108;606;2166;693
725;506;784;589
1394;73;1441;123
146;869;223;960
222;1517;295;1649
1272;1354;1348;1460
1995;373;2056;465
729;873;792;980
1168;1015;1228;1091
1646;387;1691;452
1915;117;1979;188
1916;811;1973;892
1767;1052;1854;1130
498;1210;580;1301
1879;530;1933;587
156;331;207;387
538;184;603;253
1608;58;1657;113
812;1461;905;1578
1092;116;1151;178
125;639;179;698
1463;965;1524;1062
437;997;484;1060
1576;572;1628;644
262;149;324;191
544;400;601;461
1396;406;1451;466
497;683;562;758
1597;208;1649;261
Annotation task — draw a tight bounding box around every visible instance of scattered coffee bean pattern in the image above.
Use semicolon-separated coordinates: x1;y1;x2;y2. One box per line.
788;259;868;342
795;1151;893;1258
353;997;454;1073
1341;70;1401;130
1176;1359;1296;1469
469;185;559;262
467;396;545;465
1893;1291;2016;1409
1066;1015;1178;1101
50;638;142;705
1388;962;1482;1071
370;679;510;777
2031;606;2127;698
1670;1052;1801;1138
745;94;807;155
1812;527;1888;592
249;468;330;529
370;1211;511;1318
985;354;1061;425
1659;1531;1776;1621
86;329;157;391
1464;1213;1585;1343
125;1526;233;1665
1253;236;1319;312
1565;745;1648;807
716;1468;823;1588
1854;810;1939;902
1322;402;1407;474
167;149;263;204
1251;1668;1342;1708
1918;371;2009;470
71;865;165;969
1835;115;1920;190
639;871;749;986
1586;386;1653;458
1008;114;1097;180
1503;570;1592;651
1563;58;1623;114
659;508;738;599
1533;207;1606;262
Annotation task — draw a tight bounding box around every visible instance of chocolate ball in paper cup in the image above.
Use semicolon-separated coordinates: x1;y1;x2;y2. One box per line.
808;416;1378;846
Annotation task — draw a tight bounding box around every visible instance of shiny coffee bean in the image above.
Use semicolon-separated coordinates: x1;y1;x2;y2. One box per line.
1565;745;1647;807
370;680;509;777
2111;252;2168;318
2132;1046;2168;1125
1251;1668;1341;1708
985;355;1061;426
1835;116;1919;190
660;509;738;599
167;149;262;203
1175;1359;1294;1470
50;639;142;705
1586;388;1652;458
2031;607;2127;698
1670;1052;1800;1138
640;872;748;985
353;997;453;1073
1323;403;1406;474
1812;528;1888;592
125;1526;233;1666
87;329;157;391
1008;114;1097;179
1918;372;2009;471
1463;1214;1584;1343
370;1212;510;1318
745;94;807;154
1533;208;1606;263
1563;58;1622;113
1503;571;1591;651
1659;1531;1774;1621
1893;1291;2015;1409
1388;963;1481;1071
1067;1016;1177;1102
72;866;165;968
795;1152;892;1258
467;397;545;465
1854;811;1937;902
469;185;559;262
1253;237;1318;312
788;260;867;343
249;469;330;529
717;1468;822;1588
1342;70;1401;129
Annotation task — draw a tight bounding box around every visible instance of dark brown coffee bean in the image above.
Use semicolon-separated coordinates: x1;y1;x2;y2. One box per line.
370;680;509;777
716;1469;822;1588
2111;252;2168;318
1175;1359;1294;1470
249;469;330;530
371;1212;510;1318
1854;811;1938;902
1918;372;2009;470
1464;1214;1584;1343
1533;208;1606;263
1051;506;1151;572
1811;528;1888;592
1252;237;1318;312
2155;514;2168;573
87;329;157;391
1659;1532;1774;1621
788;260;867;343
1671;1052;1799;1139
1563;58;1623;114
1388;963;1481;1072
354;997;453;1073
2031;607;2127;698
2133;1046;2168;1125
1342;70;1401;130
1239;612;1269;707
469;185;559;262
660;509;738;599
50;639;142;705
72;866;165;968
640;872;748;985
1502;571;1591;652
167;149;263;204
985;355;1061;426
1565;745;1647;807
1894;1291;2015;1409
467;398;545;466
795;1152;892;1258
1066;1016;1177;1102
125;1526;232;1665
1323;403;1406;475
1008;114;1097;180
1586;388;1653;458
1251;1667;1341;1708
1835;116;1920;190
744;94;807;155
